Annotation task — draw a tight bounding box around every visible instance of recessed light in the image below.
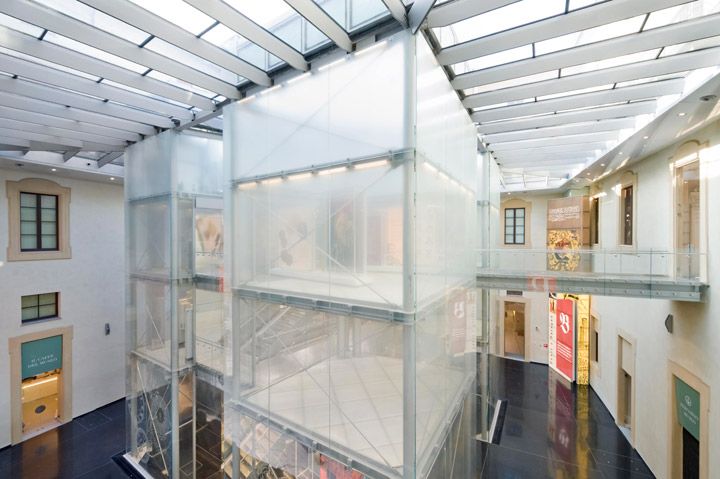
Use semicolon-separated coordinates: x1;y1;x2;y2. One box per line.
678;112;686;117
618;151;623;155
600;163;605;167
51;168;57;172
109;177;115;181
643;135;649;140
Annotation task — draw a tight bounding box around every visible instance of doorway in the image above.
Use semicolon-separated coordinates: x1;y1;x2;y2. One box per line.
22;369;62;437
675;158;700;279
503;301;525;360
669;365;708;479
683;428;699;479
617;334;635;444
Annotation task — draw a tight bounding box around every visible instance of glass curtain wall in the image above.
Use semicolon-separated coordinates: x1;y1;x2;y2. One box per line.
223;31;478;479
125;130;224;478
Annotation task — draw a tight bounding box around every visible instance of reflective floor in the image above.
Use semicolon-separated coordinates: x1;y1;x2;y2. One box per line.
0;355;655;478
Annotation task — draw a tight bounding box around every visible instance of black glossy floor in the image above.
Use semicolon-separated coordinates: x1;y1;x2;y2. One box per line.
0;355;655;478
479;355;655;478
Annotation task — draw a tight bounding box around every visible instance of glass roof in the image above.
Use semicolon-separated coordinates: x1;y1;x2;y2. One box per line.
126;0;216;36
44;32;149;74
534;15;645;56
146;70;217;98
144;37;243;85
102;78;193;110
313;0;389;32
452;45;532;76
644;0;720;30
463;70;558;96
0;45;101;82
0;12;43;37
202;23;276;71
561;49;661;77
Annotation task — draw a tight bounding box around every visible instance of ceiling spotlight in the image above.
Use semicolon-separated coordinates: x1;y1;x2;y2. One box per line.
109;177;115;181
643;135;649;140
51;168;57;172
618;151;623;155
600;163;605;167
678;112;686;117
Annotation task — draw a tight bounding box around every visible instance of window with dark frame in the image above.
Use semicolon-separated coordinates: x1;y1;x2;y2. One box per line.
504;207;525;245
591;197;600;245
621;185;633;246
590;315;599;363
20;192;58;251
21;293;59;323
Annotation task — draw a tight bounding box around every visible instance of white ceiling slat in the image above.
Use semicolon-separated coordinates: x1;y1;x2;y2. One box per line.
438;0;693;65
489;131;618;151
79;0;272;84
0;126;95;150
453;14;720;89
0;77;173;128
0;92;155;135
494;142;608;157
472;79;684;123
498;155;592;165
408;0;437;34
462;47;720;109
427;0;519;28
0;105;140;142
0;135;30;148
0;25;215;110
381;0;408;27
483;118;636;143
0;0;243;98
477;101;656;135
285;0;353;52
0;117;128;147
184;0;308;71
0;53;193;120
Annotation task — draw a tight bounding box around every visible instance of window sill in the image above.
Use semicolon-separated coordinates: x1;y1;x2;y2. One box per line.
7;249;71;262
22;316;61;326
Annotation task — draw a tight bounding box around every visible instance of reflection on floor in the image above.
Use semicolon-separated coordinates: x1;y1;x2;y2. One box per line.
479;355;656;478
1;356;655;478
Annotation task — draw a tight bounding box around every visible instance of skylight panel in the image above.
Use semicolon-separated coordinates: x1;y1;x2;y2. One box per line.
0;12;44;37
144;38;241;85
452;45;533;76
644;0;720;30
471;98;536;113
202;23;275;71
43;32;148;74
126;0;216;36
33;0;150;44
535;15;645;56
568;0;606;10
561;49;660;76
433;0;566;48
659;35;720;58
463;70;558;96
615;73;689;89
535;84;613;101
0;45;100;82
312;0;388;32
147;70;217;99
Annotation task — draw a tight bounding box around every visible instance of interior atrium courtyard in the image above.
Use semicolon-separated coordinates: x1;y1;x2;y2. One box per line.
1;1;720;478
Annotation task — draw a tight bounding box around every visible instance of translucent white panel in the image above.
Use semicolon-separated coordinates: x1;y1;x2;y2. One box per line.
645;0;720;30
569;0;605;9
147;70;217;98
535;15;645;56
127;0;215;35
0;12;43;36
34;0;150;44
102;79;192;109
314;0;389;31
661;35;720;57
561;49;661;77
145;38;242;85
452;44;533;76
226;36;409;178
433;0;565;48
202;23;271;70
463;70;558;96
615;72;688;88
535;83;613;101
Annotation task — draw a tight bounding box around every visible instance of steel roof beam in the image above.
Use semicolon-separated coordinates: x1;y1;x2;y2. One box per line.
381;0;408;27
0;117;128;147
285;0;353;52
0;126;123;151
184;0;308;71
477;101;655;135
62;149;81;161
0;0;245;97
0;105;141;142
97;151;123;167
79;0;272;84
472;79;684;123
409;0;437;33
0;52;193;120
462;47;720;109
483;118;636;143
427;0;520;28
0;92;155;135
489;131;618;151
438;0;693;65
0;25;215;111
0;77;173;128
453;14;720;89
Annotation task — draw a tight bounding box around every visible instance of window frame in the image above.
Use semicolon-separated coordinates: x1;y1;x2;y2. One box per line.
6;178;71;261
504;207;526;245
19;192;59;252
591;196;600;246
621;185;634;246
21;292;60;324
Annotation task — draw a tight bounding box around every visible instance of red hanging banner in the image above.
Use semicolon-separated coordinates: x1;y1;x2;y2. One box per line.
554;298;575;382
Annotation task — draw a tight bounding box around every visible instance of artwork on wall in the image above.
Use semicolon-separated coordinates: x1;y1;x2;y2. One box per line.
546;196;591;272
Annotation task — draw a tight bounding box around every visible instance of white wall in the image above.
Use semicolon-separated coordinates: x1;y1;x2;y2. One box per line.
587;120;720;478
0;168;125;448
